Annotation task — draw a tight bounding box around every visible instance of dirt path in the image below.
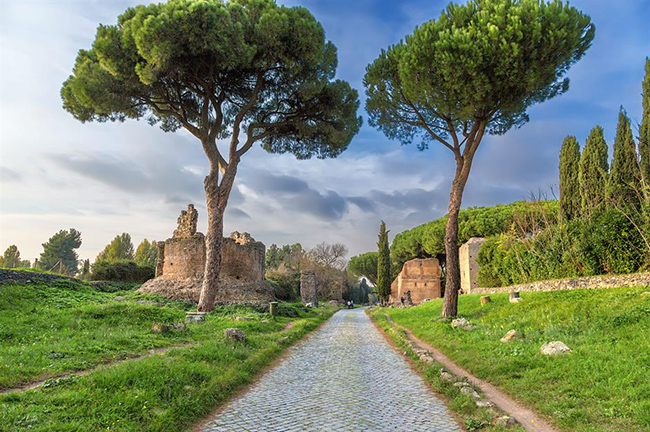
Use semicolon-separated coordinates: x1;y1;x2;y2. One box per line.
383;314;559;432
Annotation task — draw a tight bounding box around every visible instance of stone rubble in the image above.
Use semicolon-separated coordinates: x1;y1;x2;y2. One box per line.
500;329;523;343
224;328;247;342
540;341;572;355
450;317;477;331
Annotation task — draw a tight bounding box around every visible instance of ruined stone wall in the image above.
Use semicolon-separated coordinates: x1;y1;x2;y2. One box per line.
390;258;442;305
459;237;486;294
140;205;274;304
300;269;318;306
471;272;650;295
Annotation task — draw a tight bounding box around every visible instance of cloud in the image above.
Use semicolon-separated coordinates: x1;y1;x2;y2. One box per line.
0;166;22;182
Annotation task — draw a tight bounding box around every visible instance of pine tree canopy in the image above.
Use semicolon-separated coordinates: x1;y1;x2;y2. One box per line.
96;233;135;263
38;229;82;275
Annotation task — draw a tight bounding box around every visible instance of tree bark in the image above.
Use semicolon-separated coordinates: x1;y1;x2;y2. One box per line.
441;122;486;318
197;161;239;312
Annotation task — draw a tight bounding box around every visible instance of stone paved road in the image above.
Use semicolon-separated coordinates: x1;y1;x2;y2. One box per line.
201;308;463;432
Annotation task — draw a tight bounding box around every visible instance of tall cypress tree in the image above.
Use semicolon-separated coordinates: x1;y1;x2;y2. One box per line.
640;58;650;200
559;136;582;221
607;110;642;211
376;221;392;305
578;126;609;216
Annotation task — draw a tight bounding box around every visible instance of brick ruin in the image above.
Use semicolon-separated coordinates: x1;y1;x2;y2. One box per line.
459;237;486;294
300;269;318;306
139;204;274;304
390;258;442;305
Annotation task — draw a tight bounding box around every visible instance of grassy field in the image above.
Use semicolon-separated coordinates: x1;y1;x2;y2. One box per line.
0;275;334;431
370;286;650;432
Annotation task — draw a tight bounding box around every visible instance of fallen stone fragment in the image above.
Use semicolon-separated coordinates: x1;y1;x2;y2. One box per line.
509;292;522;303
225;328;247;342
540;341;571;355
185;312;207;323
439;368;455;382
451;317;477;331
475;398;494;408
460;386;481;399
137;300;157;306
480;296;491;305
500;329;523;343
151;322;186;333
261;319;270;324
114;296;126;302
494;415;517;428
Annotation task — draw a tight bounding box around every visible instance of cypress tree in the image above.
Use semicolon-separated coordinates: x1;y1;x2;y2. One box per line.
640;58;649;200
607;110;642;211
578;126;609;216
559;136;581;221
376;221;392;305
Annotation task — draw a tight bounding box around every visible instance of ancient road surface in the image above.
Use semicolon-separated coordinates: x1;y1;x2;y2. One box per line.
201;308;462;432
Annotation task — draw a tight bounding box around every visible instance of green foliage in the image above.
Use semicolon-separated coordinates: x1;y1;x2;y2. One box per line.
90;259;154;283
607;110;643;211
478;210;646;287
266;268;301;302
96;233;135;263
265;243;304;271
640;58;650;196
77;259;91;279
0;245;30;269
391;201;558;273
348;278;372;304
364;0;594;148
37;229;82;275
61;0;361;160
559;135;581;221
578;126;609;216
347;251;378;285
379;287;650;432
134;239;158;266
376;221;391;304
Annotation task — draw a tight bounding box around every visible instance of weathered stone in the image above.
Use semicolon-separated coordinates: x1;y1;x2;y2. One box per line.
300;270;318;307
185;312;207;323
451;318;476;331
225;328;247;342
390;258;442;305
136;300;157;306
540;341;571;355
269;301;279;316
460;386;481;399
459;237;486;294
494;416;517;428
475;398;494;408
114;296;126;302
139;204;274;304
500;329;523;343
440;369;455;382
509;291;522;303
480;296;491;305
233;316;254;321
261;320;270;324
471;272;650;295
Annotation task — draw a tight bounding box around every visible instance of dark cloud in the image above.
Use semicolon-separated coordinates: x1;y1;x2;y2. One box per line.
0;166;22;182
370;188;446;213
244;172;348;221
347;196;377;212
227;207;252;220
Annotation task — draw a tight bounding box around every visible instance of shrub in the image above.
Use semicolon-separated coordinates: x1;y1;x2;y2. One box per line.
90;259;154;283
266;268;300;301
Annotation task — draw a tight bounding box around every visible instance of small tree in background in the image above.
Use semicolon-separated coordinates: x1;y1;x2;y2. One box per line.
62;0;361;312
579;126;609;217
376;221;391;305
348;251;378;285
0;245;31;268
364;0;594;317
96;233;135;263
559;136;581;221
37;229;82;275
78;259;91;279
607;110;642;211
135;239;158;266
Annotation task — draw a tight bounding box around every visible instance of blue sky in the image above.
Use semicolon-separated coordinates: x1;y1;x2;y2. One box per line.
1;0;649;263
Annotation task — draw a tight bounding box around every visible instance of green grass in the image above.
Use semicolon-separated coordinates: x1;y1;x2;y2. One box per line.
370;311;524;432
372;286;650;432
0;276;334;431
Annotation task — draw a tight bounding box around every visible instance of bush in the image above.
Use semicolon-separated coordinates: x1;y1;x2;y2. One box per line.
266;268;300;301
90;259;154;283
477;209;647;287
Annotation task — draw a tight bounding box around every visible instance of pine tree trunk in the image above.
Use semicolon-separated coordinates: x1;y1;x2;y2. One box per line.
197;161;239;312
197;170;223;312
441;175;464;318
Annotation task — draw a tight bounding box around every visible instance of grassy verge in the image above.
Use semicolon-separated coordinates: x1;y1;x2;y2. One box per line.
369;309;524;432
0;274;335;431
374;286;650;432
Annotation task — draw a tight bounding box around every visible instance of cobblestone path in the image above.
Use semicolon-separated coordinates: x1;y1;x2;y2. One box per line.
201;308;463;432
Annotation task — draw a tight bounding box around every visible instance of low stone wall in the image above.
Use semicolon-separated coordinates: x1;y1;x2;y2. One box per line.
471;272;650;294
